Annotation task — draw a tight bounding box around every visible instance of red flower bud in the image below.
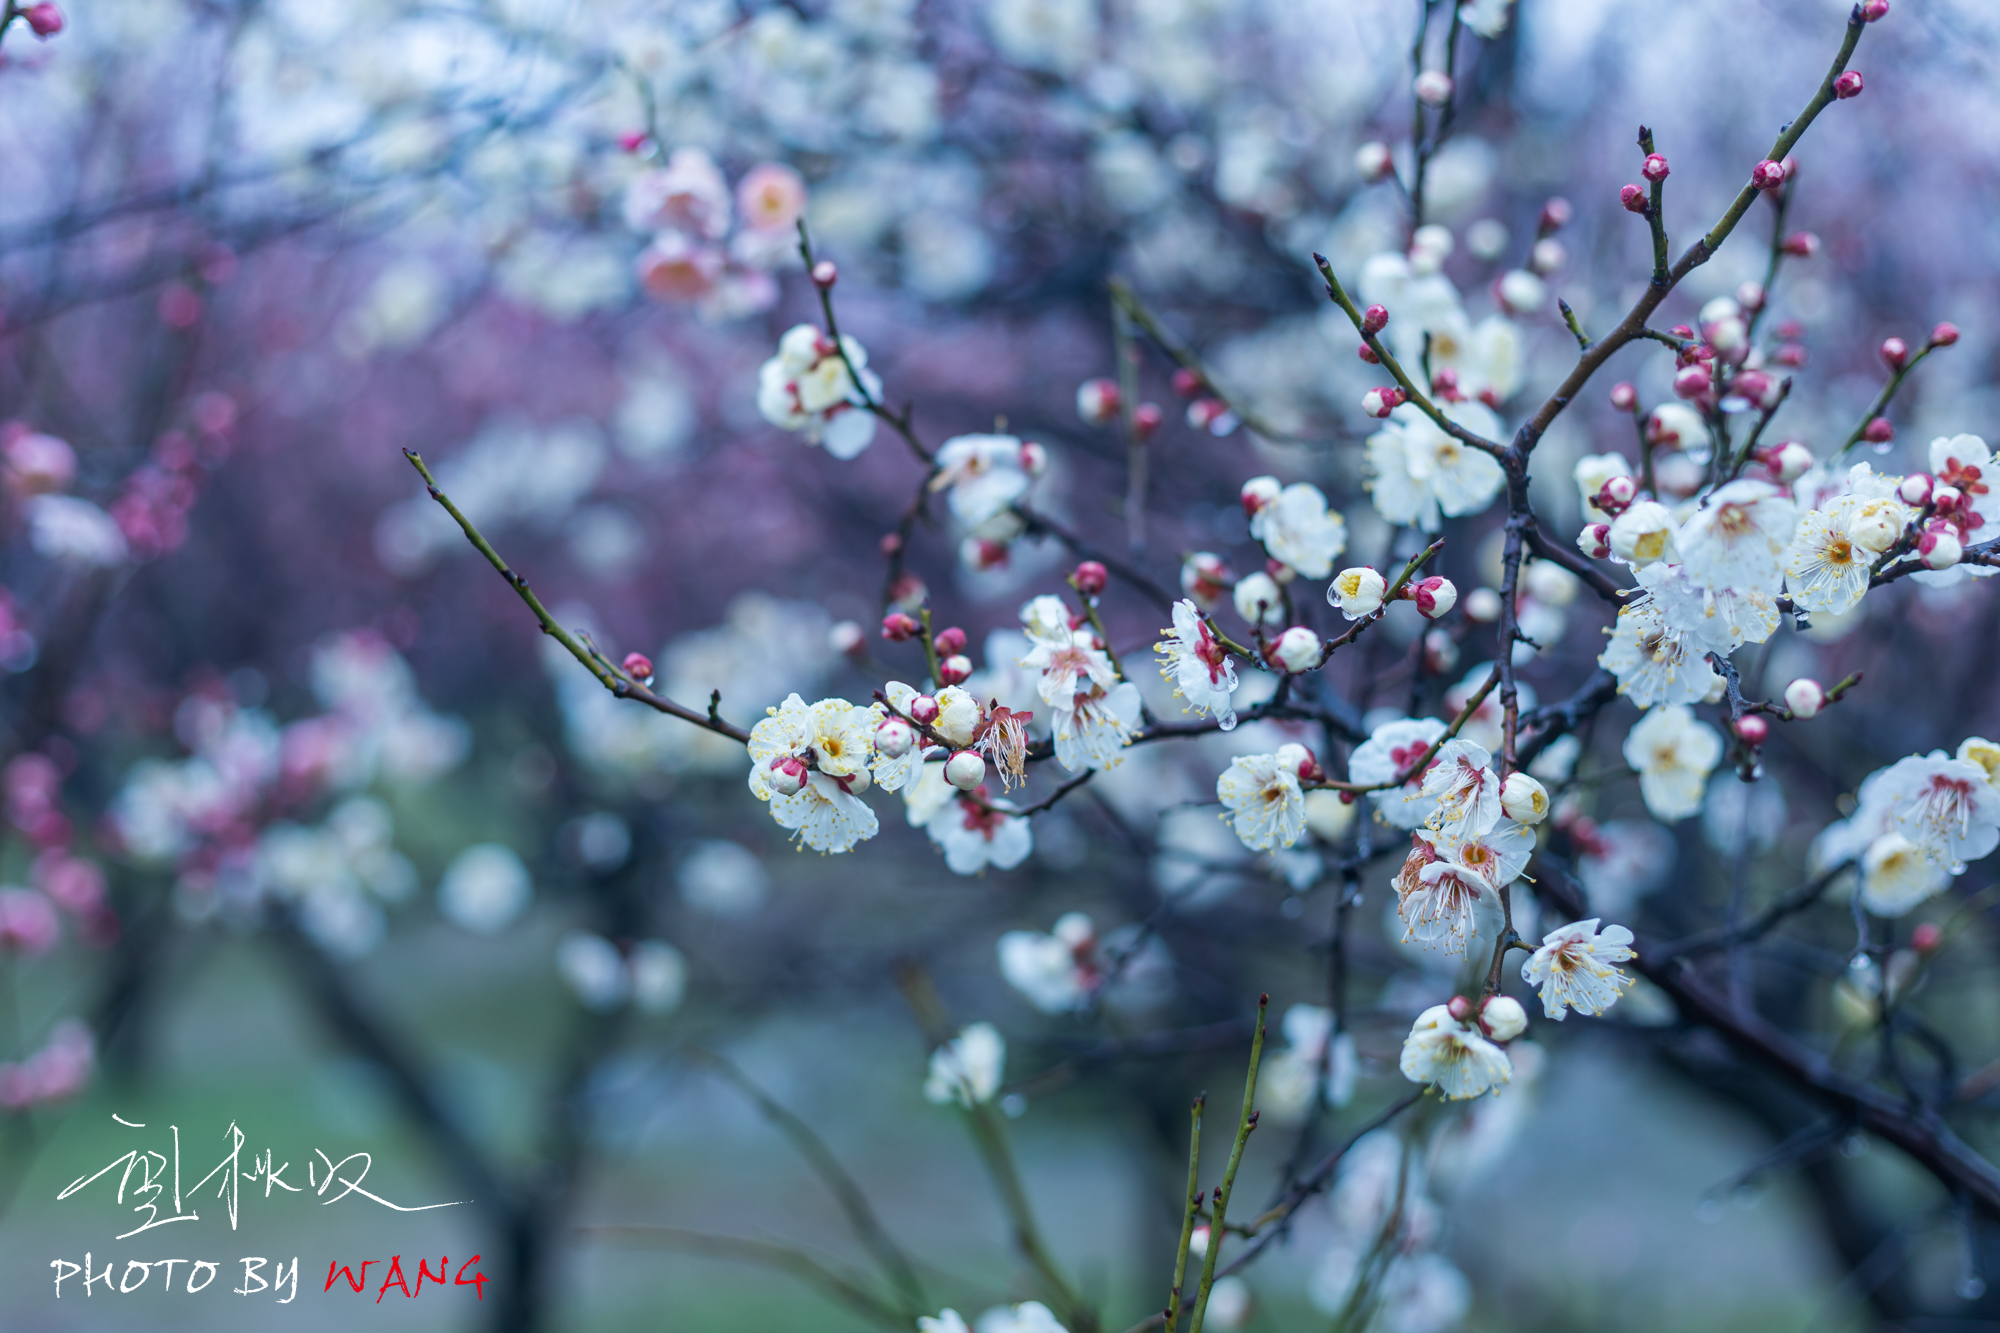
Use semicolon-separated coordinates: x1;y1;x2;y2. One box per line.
24;2;64;35
1860;0;1889;20
932;626;968;656
1073;561;1109;595
1834;70;1864;99
1133;403;1164;440
1609;382;1638;412
1447;994;1477;1023
1862;417;1896;445
810;260;838;289
1357;343;1380;365
1735;714;1769;747
1880;337;1909;370
1642;153;1670;182
881;613;920;642
1172;367;1205;398
1361;304;1390;335
909;695;940;724
621;652;655;684
1750;159;1787;190
938;654;973;686
1929;322;1960;348
1619;184;1648;214
1780;231;1820;259
1539;197;1573;233
1912;922;1943;953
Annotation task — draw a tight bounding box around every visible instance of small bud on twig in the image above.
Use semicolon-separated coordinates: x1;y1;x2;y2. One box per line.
1361;304;1389;335
1751;159;1787;191
1880;337;1909;370
1834;70;1865;99
622;652;655;685
1619;183;1649;215
1609;382;1638;412
1929;322;1960;348
1642;153;1670;182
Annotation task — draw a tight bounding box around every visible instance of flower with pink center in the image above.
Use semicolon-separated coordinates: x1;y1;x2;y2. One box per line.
1415;739;1501;836
622;147;732;239
1395;819;1533;952
735;163;807;234
1676;478;1797;595
1217;743;1313;851
1873;752;2000;872
1521;919;1636;1019
635;232;726;303
1154;599;1238;731
974;704;1035;791
926;786;1032;874
1050;681;1143;773
1911;434;2000;588
1349;717;1449;829
1018;625;1116;710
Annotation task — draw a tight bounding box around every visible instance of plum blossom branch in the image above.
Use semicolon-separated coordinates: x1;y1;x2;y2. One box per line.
1660;860;1857;961
1183;994;1267;1333
403;448;752;744
796;221;934;466
1312;670;1498;795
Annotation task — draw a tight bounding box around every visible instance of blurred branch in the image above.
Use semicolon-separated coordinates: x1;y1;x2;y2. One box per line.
1184;994;1267;1333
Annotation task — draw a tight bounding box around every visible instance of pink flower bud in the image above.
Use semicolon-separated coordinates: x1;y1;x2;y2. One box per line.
875;716;917;759
1770;441;1814;483
22;2;62;36
1779;231;1820;259
1133;403;1164;440
1609;382;1638;412
1073;561;1109;596
1642;153;1670;182
1076;378;1121;426
767;755;809;797
1751;159;1787;191
1271;626;1322;674
1929;322;1960;348
1912;922;1942;954
1578;523;1612;560
1187;397;1236;435
1736;281;1767;311
1880;337;1909;370
1862;417;1896;445
1619;183;1648;214
1172;367;1205;398
1774;343;1808;368
1411;576;1457;619
1357;343;1380;365
1361;386;1406;419
1595;474;1638;516
933;626;968;657
1481;995;1528;1041
880;532;904;556
1735;714;1770;747
811;260;838;288
881;613;920;642
1356;141;1395;182
1447;994;1477;1023
1413;70;1454;106
1783;678;1825;720
938;654;973;685
1019;441;1048;475
1431;366;1461;400
1860;0;1889;18
1295;748;1326;784
1361;304;1389;335
1934;484;1963;511
1240;475;1281;516
909;695;941;725
1672;363;1713;400
621;652;655;684
1920;522;1963;570
944;750;986;791
1670;324;1695;341
1540;197;1573;232
1834;70;1864;99
1898;473;1934;506
618;131;649;153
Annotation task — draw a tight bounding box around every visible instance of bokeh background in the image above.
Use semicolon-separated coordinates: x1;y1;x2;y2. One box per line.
3;0;2000;1329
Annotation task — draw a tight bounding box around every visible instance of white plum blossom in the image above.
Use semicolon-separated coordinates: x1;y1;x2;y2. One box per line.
1155;599;1238;730
998;913;1100;1013
1217;743;1312;851
1018;622;1116;709
746;694;881;853
1248;479;1348;578
1575;452;1633;523
974;1302;1069;1333
1677;479;1797;594
926;788;1032;874
1598;596;1724;707
1259;1003;1357;1122
1521;919;1636;1019
1329;566;1387;619
1786;464;1915;611
1394;819;1533;951
1414;739;1502;836
26;496;128;567
1400;1004;1513;1099
1639;562;1779;655
1349;717;1448;829
924;1022;1005;1106
1232;571;1286;627
1622;705;1722;822
1910;434;2000;587
1051;682;1143;772
623;147;731;238
919;1312;972;1333
1860;833;1951;916
1608;499;1676;568
1365;402;1506;533
1871;750;2000;872
931;433;1041;529
757;324;881;459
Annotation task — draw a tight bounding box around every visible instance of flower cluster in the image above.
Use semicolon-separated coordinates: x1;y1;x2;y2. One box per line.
625;148;805;318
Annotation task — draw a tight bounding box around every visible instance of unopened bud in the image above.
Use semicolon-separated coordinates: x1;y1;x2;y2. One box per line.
1413;70;1453;106
1269;626;1322;674
1133;403;1164;440
1919;523;1963;570
1480;995;1528;1042
1929;322;1960;348
1539;197;1573;232
1770;441;1814;483
1933;484;1962;510
1735;714;1770;747
1834;70;1864;99
810;260;838;289
1172;367;1205;398
1846;508;1900;554
1362;386;1406;419
1898;473;1933;507
1732;369;1781;409
1609;382;1638;412
1447;994;1476;1023
1774;343;1809;367
1500;772;1550;825
1529;238;1567;275
621;652;655;684
1911;921;1943;953
1609;501;1674;566
768;754;809;797
944;750;986;791
1240;475;1281;517
1578;523;1612;560
1357;343;1380;365
1862;417;1895;445
933;627;968;657
1642;153;1670;182
1619;183;1648;215
1411;575;1457;619
1356;141;1395;182
1266;557;1297;585
875;716;916;759
909;694;941;725
1019;441;1048;475
1880;337;1909;370
1073;561;1108;596
1328;566;1387;619
1672;363;1713;400
1784;678;1825;720
1736;281;1767;312
22;2;62;36
1076;377;1121;426
1423;627;1459;675
1595;474;1639;516
882;613;920;642
1361;304;1389;335
1751;159;1787;191
1780;231;1820;258
938;654;973;686
1860;0;1889;18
